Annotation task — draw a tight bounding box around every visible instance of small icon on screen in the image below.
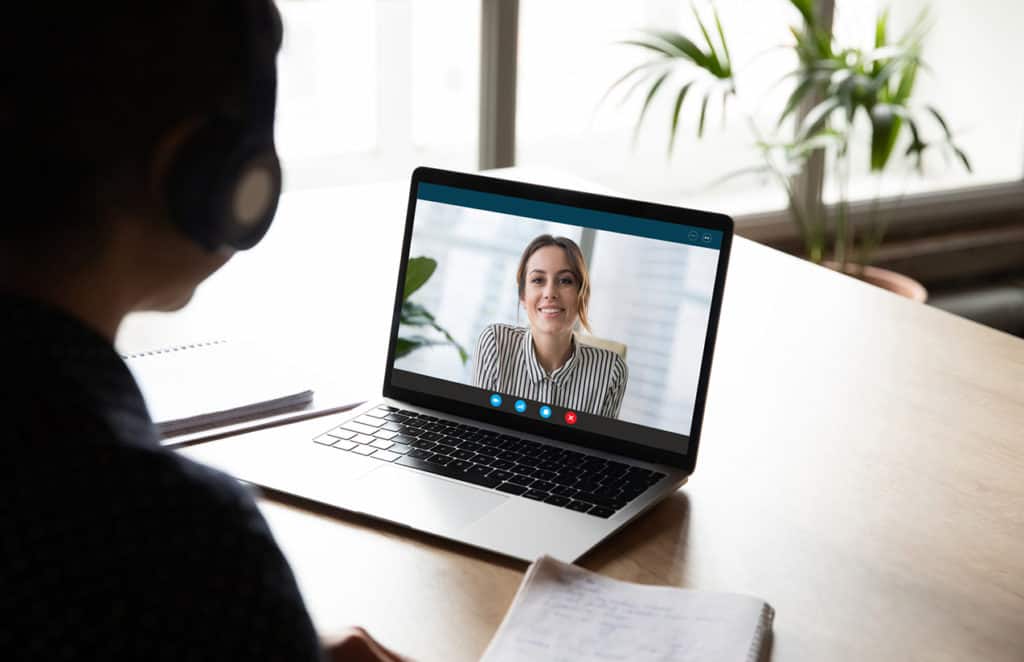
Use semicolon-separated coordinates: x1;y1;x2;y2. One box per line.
702;232;712;243
489;393;503;407
514;399;527;413
688;230;698;241
564;411;577;425
539;405;552;419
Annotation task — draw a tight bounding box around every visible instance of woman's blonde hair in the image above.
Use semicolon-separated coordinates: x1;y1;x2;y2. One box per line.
516;234;591;333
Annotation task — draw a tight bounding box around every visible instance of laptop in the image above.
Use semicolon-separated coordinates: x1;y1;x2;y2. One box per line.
183;167;733;562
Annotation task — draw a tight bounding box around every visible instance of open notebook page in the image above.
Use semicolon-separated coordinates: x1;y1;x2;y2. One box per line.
481;555;773;662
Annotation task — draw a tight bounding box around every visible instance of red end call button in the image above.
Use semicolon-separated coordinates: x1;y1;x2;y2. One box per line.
564;411;577;425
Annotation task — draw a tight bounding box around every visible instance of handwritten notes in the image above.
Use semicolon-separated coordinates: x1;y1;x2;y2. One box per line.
481;556;773;662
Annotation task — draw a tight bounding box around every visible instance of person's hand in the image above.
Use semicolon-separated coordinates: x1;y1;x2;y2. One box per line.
324;626;410;662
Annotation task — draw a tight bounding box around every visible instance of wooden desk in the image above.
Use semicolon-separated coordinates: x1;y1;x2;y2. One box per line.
121;173;1024;662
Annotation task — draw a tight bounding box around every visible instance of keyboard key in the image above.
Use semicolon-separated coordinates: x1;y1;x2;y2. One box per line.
380;405;398;412
392;434;415;445
371;439;394;450
466;464;493;477
411;440;436;451
451;449;475;461
531;469;557;481
470;453;494;464
433;443;457;455
385;443;409;455
552;472;579;486
355;416;384;427
566;501;592;513
550;484;577;497
313;434;337;446
407;449;432;460
489;470;514;482
366;408;390;418
594;485;623;499
343;422;379;436
352;445;376;456
426;454;452;466
396;455;502;489
588;506;615;518
531;480;555;493
545;495;570;507
497;483;528;495
381;421;402;432
419;431;442;442
448;459;473;471
490;459;514;470
352;434;376;445
523;489;548;501
326;428;355;440
331;440;358;451
506;474;534;487
372;450;400;462
373;429;397;440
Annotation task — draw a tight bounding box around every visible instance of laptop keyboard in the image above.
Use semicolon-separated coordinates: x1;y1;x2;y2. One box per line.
313;405;667;519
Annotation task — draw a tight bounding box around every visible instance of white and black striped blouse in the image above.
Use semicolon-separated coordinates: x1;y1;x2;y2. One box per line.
472;323;628;418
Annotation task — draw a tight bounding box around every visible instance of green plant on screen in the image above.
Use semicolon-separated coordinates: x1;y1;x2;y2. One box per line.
396;256;468;364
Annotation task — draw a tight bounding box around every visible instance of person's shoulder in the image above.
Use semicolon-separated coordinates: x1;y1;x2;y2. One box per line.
133;445;263;521
577;344;628;376
481;323;526;343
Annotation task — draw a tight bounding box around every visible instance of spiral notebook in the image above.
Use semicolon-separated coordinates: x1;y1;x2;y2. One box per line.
123;340;316;438
481;556;774;662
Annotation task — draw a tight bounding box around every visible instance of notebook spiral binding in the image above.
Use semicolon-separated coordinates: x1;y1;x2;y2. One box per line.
120;339;228;360
746;602;775;662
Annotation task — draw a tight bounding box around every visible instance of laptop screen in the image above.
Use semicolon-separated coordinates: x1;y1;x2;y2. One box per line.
385;170;730;466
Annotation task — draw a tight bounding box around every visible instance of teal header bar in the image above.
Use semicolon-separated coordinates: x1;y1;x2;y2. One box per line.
416;182;723;249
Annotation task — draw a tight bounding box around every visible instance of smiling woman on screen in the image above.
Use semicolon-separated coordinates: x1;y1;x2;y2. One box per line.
473;234;628;418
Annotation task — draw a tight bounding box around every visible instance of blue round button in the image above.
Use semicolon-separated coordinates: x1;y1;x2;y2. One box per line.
514;399;527;413
489;393;503;407
539;405;552;419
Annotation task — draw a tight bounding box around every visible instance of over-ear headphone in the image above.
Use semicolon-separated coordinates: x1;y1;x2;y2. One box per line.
164;0;283;252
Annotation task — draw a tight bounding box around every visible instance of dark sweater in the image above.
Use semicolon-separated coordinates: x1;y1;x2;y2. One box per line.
0;295;323;661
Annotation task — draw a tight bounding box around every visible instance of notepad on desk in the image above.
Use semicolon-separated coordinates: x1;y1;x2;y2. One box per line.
124;340;315;437
482;556;774;662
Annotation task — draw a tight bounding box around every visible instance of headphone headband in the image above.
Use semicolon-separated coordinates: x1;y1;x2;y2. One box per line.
165;0;283;252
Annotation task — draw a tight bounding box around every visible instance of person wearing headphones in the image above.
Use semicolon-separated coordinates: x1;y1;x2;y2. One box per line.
1;3;404;660
473;234;629;418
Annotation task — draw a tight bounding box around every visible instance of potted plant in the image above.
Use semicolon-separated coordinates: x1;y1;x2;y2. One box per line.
607;0;971;300
397;256;468;362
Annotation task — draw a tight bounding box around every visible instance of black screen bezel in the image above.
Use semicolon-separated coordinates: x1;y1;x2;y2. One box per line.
382;167;733;474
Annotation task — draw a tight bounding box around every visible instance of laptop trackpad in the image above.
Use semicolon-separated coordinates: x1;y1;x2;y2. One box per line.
347;465;507;533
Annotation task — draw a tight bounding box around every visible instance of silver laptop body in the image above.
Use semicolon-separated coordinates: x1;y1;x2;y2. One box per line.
183;168;733;562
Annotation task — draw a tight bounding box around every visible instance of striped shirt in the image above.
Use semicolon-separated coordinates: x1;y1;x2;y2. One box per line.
473;323;628;418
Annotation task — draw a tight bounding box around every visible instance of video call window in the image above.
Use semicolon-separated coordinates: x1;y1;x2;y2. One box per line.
393;187;721;440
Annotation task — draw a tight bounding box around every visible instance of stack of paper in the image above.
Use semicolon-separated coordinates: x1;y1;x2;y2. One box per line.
482;556;774;662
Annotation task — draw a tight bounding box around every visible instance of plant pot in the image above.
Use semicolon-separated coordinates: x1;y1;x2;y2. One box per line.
824;261;928;303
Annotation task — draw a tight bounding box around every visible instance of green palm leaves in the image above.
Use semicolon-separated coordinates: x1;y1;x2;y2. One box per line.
608;1;972;265
606;5;734;152
396;257;468;363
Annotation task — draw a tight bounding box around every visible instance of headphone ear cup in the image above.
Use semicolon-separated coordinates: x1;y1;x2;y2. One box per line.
164;118;282;251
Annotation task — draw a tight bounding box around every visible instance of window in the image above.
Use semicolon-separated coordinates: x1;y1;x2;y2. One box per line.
275;0;480;191
516;0;799;216
825;0;1024;203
